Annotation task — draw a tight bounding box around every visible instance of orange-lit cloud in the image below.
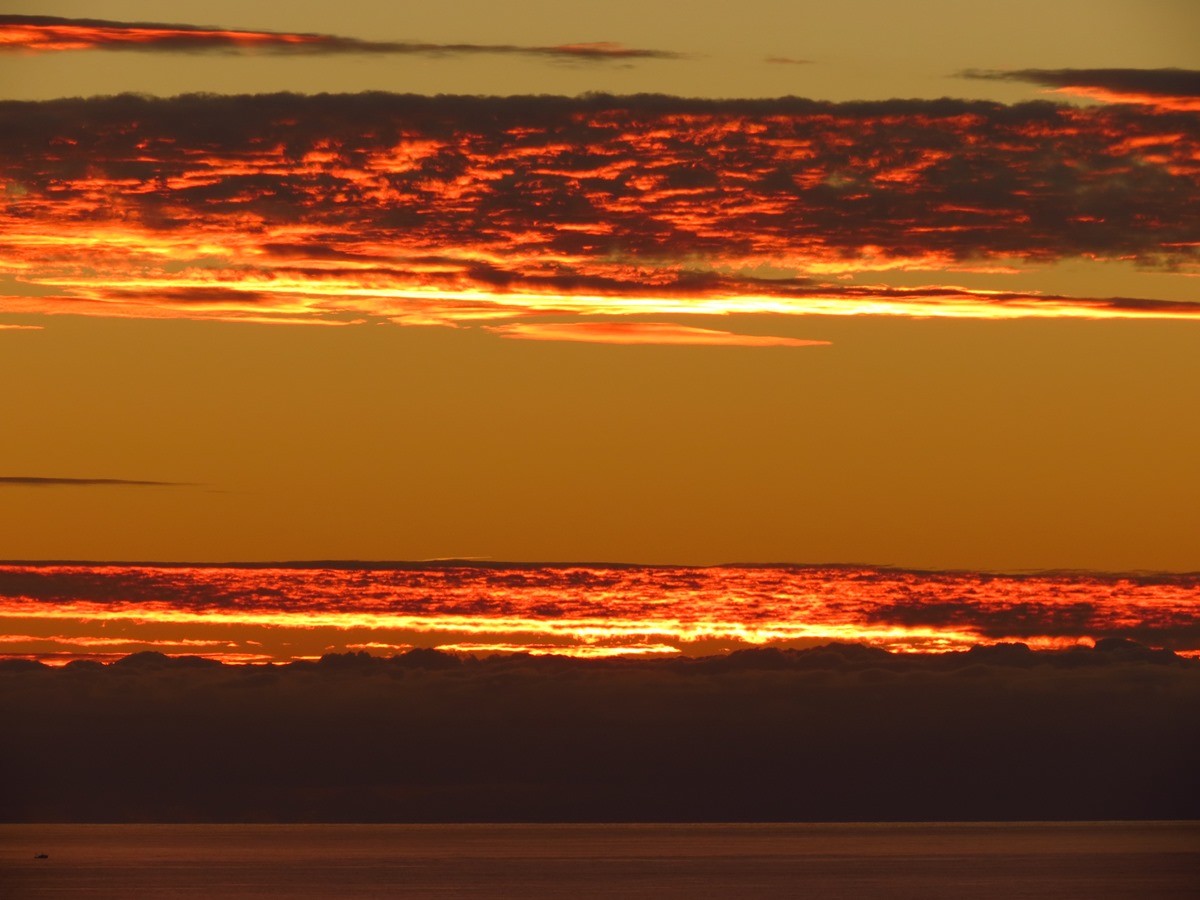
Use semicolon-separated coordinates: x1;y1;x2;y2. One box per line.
0;14;676;60
2;93;1197;330
0;563;1196;663
486;321;830;346
0;634;226;649
960;67;1200;112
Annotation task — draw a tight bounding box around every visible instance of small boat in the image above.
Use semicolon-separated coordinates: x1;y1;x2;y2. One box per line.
34;853;48;859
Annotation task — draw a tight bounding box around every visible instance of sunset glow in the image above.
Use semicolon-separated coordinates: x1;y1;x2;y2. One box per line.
1046;86;1200;113
3;93;1197;336
3;10;1199;661
2;564;1195;665
0;19;328;53
0;15;672;60
960;67;1200;113
2;3;1200;837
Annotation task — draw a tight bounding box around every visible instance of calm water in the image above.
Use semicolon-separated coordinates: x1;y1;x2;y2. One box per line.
1;822;1197;899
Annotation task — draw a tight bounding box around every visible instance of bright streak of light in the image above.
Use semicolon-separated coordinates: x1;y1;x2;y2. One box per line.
1;564;1195;664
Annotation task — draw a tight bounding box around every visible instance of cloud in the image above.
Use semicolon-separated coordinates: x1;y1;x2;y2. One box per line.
0;15;677;61
960;67;1200;111
485;321;831;346
0;323;41;330
764;56;811;66
1;92;1196;330
0;634;227;650
858;590;1200;651
2;563;1196;658
0;476;190;487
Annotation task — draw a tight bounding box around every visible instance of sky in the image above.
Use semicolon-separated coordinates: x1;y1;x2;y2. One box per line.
1;1;1198;570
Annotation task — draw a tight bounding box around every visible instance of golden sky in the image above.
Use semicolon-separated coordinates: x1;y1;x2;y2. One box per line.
1;2;1198;570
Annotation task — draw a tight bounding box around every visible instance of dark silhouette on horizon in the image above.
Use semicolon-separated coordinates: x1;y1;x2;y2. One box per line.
3;641;1197;823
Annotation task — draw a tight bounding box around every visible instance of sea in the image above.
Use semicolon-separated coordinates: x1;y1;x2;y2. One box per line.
1;822;1197;899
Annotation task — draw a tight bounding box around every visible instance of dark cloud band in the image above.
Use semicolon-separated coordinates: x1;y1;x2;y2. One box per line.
961;67;1200;97
0;477;189;487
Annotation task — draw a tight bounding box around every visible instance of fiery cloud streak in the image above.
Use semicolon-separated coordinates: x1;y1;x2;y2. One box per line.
485;322;831;345
0;564;1196;664
0;15;674;60
2;92;1198;333
962;67;1200;112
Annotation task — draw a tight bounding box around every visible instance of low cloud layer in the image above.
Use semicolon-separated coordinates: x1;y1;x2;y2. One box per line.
0;15;675;61
1;92;1197;333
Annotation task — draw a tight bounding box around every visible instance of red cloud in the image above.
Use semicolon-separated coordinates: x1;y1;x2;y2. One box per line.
0;15;676;60
961;68;1200;112
1;93;1197;330
2;563;1197;661
485;321;831;346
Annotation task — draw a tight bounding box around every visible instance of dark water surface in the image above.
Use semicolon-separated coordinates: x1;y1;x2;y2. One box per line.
1;822;1197;899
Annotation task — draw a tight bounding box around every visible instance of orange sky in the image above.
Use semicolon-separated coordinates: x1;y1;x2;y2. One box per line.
1;3;1198;570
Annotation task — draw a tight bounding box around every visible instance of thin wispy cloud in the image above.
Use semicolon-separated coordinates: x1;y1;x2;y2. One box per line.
0;15;677;61
960;67;1200;111
485;322;831;346
0;476;191;487
1;92;1196;332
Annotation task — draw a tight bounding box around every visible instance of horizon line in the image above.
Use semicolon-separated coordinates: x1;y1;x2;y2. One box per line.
4;636;1188;666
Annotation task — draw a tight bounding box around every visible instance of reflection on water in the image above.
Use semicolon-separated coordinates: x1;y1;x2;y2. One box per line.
2;822;1198;899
